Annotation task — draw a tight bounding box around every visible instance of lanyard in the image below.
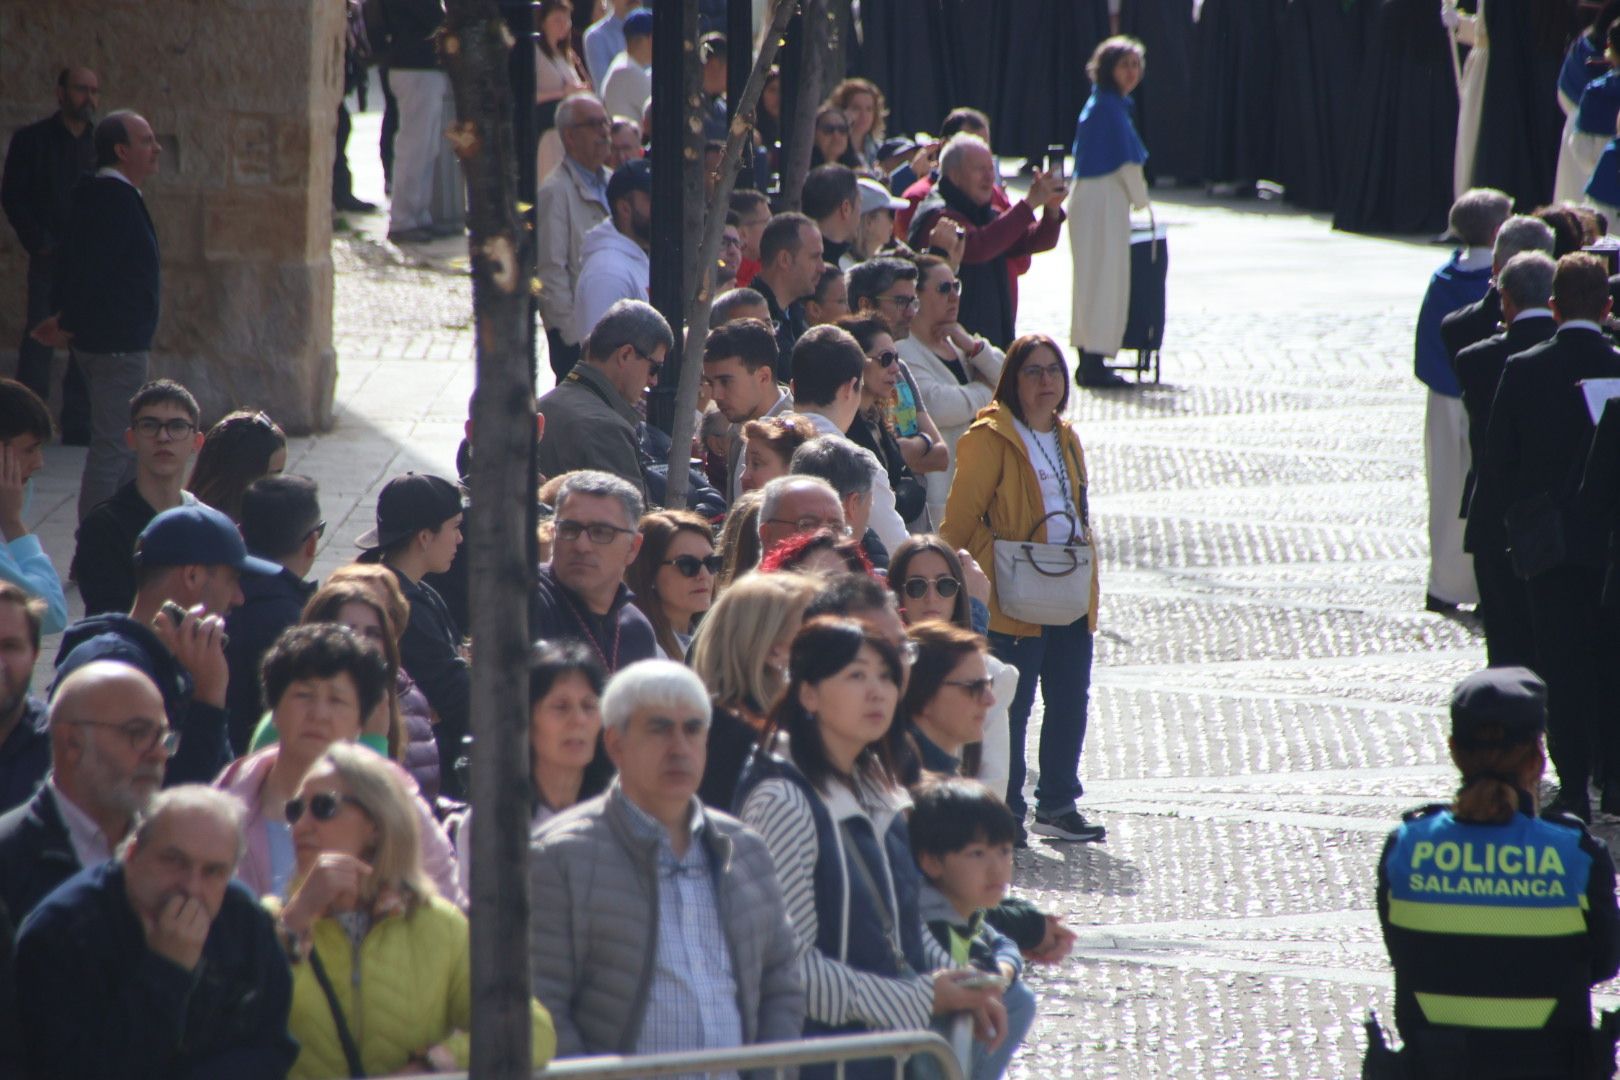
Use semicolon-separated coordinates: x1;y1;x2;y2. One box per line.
560;588;621;671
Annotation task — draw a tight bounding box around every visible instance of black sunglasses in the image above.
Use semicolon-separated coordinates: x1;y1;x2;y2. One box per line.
902;575;961;600
285;791;365;825
932;279;962;296
870;350;899;368
664;554;724;577
818;122;850;135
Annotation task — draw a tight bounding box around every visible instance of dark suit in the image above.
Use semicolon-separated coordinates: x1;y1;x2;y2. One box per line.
1439;285;1503;369
1475;324;1620;799
0;785;80;926
1456;312;1557;667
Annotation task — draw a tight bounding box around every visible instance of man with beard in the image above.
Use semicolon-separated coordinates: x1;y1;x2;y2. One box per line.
0;659;170;924
572;158;653;345
0;66;97;442
0;584;47;814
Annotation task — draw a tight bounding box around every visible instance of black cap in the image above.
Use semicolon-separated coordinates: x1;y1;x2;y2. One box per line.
875;136;919;163
607;158;653;208
1450;667;1547;749
134;505;281;577
354;472;464;551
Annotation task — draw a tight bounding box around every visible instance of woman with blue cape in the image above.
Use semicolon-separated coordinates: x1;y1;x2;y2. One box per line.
1066;36;1150;390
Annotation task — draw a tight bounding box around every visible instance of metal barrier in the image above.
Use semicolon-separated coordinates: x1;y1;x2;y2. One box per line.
432;1030;966;1080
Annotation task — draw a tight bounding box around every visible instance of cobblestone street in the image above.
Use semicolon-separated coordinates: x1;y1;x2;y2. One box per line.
16;162;1609;1076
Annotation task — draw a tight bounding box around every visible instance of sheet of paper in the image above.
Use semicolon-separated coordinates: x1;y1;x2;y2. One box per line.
1579;378;1620;425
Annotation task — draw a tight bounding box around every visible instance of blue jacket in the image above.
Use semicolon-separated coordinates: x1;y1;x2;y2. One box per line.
223;565;314;754
1415;255;1493;397
0;486;67;633
15;860;298;1080
0;695;48;815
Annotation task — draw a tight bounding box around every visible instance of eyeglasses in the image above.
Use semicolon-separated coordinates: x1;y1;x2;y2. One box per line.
766;516;852;537
664;554;724;577
556;519;637;545
132;417;197;440
70;719;180;756
817;122;850;135
875;293;920;312
932;280;963;297
869;350;899;368
901;575;960;600
632;347;664;380
284;791;367;826
571;116;611;130
943;676;995;698
1019;361;1067;382
305;520;327;542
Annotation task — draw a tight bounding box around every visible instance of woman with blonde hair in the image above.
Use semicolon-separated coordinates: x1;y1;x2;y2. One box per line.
714;489;766;595
689;570;818;809
625;509;719;660
273;743;556;1077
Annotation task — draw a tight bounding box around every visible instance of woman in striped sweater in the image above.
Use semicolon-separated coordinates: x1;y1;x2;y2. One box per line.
735;617;1007;1078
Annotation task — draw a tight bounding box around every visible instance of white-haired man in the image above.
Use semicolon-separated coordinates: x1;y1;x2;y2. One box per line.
528;659;804;1073
536;91;614;381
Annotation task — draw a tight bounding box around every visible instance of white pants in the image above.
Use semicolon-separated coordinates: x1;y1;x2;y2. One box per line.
1425;391;1478;604
389;69;451;232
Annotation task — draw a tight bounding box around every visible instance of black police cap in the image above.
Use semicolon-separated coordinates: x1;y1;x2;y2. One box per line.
1449;666;1547;748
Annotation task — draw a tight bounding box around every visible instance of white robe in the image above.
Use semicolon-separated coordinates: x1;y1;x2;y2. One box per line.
1452;6;1488;199
1066;162;1149;357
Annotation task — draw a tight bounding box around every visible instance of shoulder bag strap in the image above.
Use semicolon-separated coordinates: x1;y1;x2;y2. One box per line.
308;947;367;1078
837;820;912;976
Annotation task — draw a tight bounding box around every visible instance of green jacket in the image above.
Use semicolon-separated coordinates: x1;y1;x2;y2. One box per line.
536;362;648;499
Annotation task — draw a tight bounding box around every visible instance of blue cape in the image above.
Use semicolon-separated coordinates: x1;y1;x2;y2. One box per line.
1562;34;1600;106
1589;139;1620;207
1070;90;1148;179
1577;71;1620;137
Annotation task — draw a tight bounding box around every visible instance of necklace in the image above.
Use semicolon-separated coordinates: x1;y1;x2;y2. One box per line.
560;588;621;671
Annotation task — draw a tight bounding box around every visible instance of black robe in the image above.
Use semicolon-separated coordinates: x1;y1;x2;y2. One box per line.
989;0;1112;161
1466;0;1579;208
1273;0;1380;210
1195;0;1286;185
1333;0;1458;234
1122;0;1201;185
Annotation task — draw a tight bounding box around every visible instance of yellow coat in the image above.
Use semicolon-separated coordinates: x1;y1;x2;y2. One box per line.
940;402;1101;637
273;894;557;1079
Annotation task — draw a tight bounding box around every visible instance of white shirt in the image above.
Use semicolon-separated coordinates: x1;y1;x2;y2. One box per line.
801;410;910;553
1013;416;1080;537
47;778;115;869
599;52;652;123
1512;308;1554;324
1561;319;1606;335
95;166;137;191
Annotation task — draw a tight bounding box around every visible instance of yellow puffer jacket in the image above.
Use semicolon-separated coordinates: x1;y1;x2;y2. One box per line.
939;401;1101;637
274;895;556;1079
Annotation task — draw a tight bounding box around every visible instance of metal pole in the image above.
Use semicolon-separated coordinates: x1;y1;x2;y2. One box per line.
647;0;694;433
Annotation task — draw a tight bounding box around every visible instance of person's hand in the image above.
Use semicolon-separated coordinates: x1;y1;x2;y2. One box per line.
910;142;941;178
150;604;229;707
1026;170;1060;207
1440;0;1460;30
957;549;991;605
29;315;71;348
930;968;1004;1017
142;893;212;971
970;995;1009;1048
1022;914;1077;964
0;443;28;542
282;853;372;936
927;216;966;266
942;322;977;354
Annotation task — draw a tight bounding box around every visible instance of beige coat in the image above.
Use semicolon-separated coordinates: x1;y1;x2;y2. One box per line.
1066;162;1148;357
535;157;610;346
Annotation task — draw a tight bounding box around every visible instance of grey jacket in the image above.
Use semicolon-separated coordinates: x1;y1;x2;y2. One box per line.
528;785;805;1075
535;362;648;499
535;157;610;344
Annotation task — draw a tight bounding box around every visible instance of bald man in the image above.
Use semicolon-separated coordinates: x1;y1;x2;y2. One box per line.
0;659;170;923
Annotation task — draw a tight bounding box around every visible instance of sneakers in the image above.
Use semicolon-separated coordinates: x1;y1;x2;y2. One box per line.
1031;810;1107;843
1013;817;1029;850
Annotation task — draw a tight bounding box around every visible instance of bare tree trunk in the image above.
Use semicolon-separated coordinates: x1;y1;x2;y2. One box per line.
664;0;802;507
826;0;848;94
778;0;828;212
439;4;536;1077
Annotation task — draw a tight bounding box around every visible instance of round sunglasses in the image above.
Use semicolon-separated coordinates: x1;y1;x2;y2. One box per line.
901;575;961;600
284;791;366;825
869;350;899;368
663;554;724;578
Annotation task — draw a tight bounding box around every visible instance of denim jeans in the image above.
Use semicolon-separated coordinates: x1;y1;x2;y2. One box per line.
926;977;1038;1080
989;617;1095;820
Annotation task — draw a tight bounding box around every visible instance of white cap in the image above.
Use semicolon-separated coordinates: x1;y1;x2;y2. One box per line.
857;177;909;216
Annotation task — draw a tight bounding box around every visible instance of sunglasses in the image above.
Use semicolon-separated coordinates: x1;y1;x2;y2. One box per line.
284;791;366;825
818;123;850;135
901;575;961;600
664;554;724;577
932;280;962;297
869;350;899;368
943;676;995;698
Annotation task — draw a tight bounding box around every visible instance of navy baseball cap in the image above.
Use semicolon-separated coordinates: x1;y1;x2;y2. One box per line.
623;8;654;38
607;158;653;208
1450;667;1547;749
134;504;280;576
355;472;464;551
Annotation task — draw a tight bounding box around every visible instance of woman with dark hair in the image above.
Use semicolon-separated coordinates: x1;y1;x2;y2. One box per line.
894;621;995;786
839;313;930;529
534;0;590;183
756;527;874;577
941;334;1103;846
828;77;889;170
1067;35;1149;389
625;509;718;660
454;640;608;878
810;102;863;169
735;617;1005;1077
738;414;819;495
187;410;287;522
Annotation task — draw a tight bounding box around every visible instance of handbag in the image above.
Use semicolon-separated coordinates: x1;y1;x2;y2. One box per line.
990;429;1094;625
309;947;368;1078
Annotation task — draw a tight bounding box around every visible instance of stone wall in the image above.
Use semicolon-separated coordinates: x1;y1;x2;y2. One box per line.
0;0;344;433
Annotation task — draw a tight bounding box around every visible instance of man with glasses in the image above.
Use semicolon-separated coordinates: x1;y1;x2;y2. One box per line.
537;92;613;381
788;436;885;568
531;470;658;673
751;212;823;383
224;475;323;752
0;658;172;924
539;299;672;500
73;379;204;617
754;475;848;561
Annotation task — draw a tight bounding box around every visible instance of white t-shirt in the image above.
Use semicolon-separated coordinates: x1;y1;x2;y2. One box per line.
1013;416;1080;540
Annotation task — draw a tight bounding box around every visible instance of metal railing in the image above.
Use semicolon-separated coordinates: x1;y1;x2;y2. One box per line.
433;1030;966;1080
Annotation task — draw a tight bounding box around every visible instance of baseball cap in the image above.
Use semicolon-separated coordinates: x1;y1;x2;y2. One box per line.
1449;666;1547;749
607;158;653;208
354;472;465;551
875;136;919;164
134;504;281;576
623;8;654;38
857;176;908;216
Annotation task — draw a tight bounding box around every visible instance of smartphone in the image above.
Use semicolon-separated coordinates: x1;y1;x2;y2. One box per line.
159;600;189;629
1044;144;1067;181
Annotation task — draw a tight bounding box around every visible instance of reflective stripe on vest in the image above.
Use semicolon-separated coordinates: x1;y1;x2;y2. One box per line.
1414;991;1559;1030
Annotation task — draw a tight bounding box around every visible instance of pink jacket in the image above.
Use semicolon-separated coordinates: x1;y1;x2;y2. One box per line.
214;746;467;909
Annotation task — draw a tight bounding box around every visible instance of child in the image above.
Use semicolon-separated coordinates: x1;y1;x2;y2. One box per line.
910;778;1037;1080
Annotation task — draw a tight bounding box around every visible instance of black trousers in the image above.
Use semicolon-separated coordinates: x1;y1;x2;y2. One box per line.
1527;563;1620;791
1473;544;1536;668
334;101;354;203
546;328;580;383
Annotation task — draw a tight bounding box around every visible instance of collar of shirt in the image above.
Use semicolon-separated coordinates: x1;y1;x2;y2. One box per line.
1560;319;1605;334
1513;308;1555;324
1454;247;1493;272
95;166;136;190
619;785;706;850
802;410;841;437
47;776;115;868
565;156;610;210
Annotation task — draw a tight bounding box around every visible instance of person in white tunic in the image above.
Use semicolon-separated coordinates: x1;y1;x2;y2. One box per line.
1066;36;1150;390
1443;0;1488;200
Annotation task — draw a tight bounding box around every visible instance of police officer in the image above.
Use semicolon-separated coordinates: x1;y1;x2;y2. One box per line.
1376;667;1620;1078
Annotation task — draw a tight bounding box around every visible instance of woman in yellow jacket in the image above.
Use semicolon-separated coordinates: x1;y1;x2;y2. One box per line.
941;333;1105;847
269;743;556;1077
